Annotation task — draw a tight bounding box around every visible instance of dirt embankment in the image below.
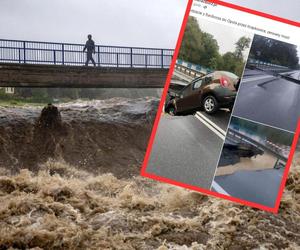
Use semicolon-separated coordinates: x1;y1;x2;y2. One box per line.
0;97;159;178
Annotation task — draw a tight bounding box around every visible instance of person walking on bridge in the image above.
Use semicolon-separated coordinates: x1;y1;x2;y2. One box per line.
83;34;96;67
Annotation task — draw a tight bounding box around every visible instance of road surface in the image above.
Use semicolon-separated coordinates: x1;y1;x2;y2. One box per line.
281;70;300;80
146;109;230;189
212;168;284;207
145;68;232;189
233;68;300;132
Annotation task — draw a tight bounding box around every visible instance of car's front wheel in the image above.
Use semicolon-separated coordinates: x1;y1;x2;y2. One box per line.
203;96;218;114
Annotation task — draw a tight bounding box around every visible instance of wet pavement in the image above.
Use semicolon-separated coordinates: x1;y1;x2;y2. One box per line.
233;68;300;132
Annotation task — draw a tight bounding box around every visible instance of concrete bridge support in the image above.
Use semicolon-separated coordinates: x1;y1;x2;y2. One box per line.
0;63;169;88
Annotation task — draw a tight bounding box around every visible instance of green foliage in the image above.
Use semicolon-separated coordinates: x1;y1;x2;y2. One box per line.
178;16;251;77
249;35;299;68
0;88;82;105
179;16;207;65
0;88;113;105
234;37;251;60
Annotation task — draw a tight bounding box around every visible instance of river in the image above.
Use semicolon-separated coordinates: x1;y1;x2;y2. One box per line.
0;97;299;249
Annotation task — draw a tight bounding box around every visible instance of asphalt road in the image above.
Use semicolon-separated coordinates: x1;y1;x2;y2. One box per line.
282;70;300;80
212;168;284;207
145;69;232;189
233;68;300;132
201;109;231;131
146;110;230;189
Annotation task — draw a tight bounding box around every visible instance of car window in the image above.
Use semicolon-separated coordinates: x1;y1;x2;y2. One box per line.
193;79;203;89
203;76;213;84
178;84;190;96
220;71;238;79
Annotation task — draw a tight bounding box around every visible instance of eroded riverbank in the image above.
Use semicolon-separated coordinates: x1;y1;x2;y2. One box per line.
0;97;158;178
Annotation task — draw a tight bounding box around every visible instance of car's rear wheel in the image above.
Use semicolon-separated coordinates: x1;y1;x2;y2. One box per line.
203;96;218;114
168;105;177;116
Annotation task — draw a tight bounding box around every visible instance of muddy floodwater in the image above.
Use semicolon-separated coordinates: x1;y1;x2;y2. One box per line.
0;97;158;178
216;152;278;176
0;98;299;249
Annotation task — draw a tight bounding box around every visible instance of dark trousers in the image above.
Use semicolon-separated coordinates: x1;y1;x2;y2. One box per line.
85;52;96;66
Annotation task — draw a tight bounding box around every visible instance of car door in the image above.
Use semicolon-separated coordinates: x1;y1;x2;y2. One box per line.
186;77;205;110
175;83;194;112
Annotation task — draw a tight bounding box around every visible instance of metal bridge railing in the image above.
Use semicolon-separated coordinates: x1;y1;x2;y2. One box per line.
176;59;213;75
0;39;174;68
227;128;288;162
247;58;290;73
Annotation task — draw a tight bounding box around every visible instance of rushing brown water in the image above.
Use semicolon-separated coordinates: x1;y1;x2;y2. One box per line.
0;98;299;249
0;156;299;249
0;97;158;178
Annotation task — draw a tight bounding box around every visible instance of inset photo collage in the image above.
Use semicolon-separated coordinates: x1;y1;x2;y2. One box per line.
142;3;300;212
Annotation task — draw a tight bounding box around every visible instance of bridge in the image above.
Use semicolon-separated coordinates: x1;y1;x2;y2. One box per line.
176;59;212;77
227;128;288;162
0;39;174;88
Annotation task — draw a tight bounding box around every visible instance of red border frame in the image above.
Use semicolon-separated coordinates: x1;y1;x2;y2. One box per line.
140;0;300;213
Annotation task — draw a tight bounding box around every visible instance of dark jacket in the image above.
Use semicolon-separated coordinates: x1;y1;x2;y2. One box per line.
84;39;95;53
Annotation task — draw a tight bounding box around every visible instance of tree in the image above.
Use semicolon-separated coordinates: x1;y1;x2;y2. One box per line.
179;16;204;63
220;37;251;76
220;52;235;71
178;16;250;77
250;35;299;68
178;16;219;67
234;37;251;60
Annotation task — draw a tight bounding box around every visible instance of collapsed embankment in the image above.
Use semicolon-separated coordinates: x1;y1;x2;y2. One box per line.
0;97;158;178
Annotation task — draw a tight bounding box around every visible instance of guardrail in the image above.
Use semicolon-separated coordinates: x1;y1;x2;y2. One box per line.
0;39;174;68
227;128;288;162
175;64;205;78
247;58;290;73
176;59;212;75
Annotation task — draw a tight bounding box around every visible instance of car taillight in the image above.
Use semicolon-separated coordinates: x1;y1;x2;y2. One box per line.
220;77;229;87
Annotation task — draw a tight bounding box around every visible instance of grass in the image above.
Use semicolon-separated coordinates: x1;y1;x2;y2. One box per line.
0;99;46;107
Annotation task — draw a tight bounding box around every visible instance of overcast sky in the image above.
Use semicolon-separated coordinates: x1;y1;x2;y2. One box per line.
197;18;252;58
225;0;300;22
0;0;188;48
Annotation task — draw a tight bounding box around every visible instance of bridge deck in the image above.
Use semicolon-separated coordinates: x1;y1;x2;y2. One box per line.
0;63;169;88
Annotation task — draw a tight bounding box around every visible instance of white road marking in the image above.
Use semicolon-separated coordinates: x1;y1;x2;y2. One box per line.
196;112;226;136
211;181;229;195
242;75;275;83
194;113;225;140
